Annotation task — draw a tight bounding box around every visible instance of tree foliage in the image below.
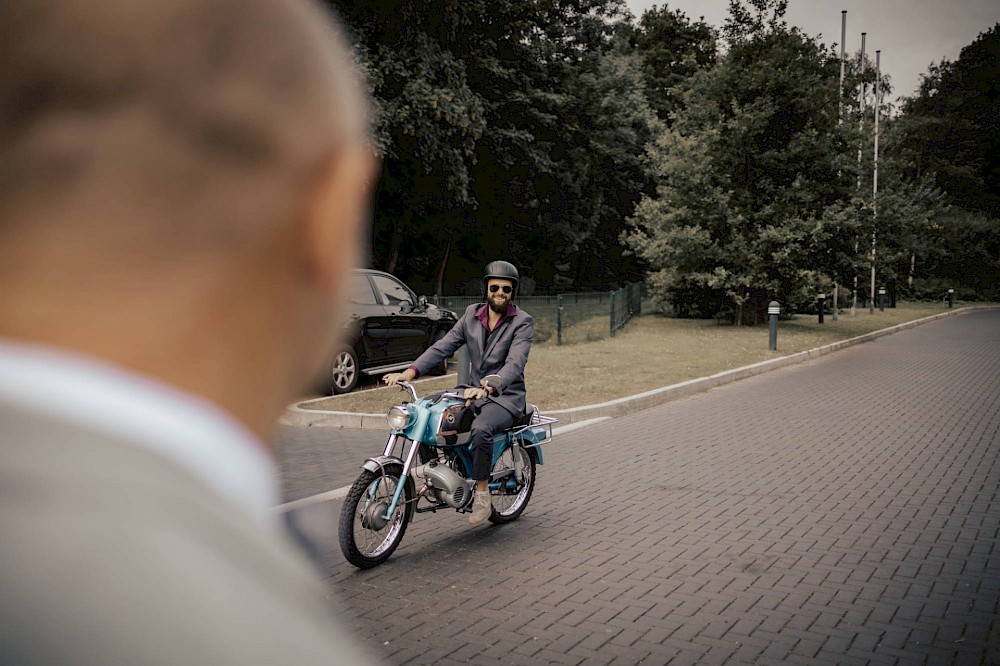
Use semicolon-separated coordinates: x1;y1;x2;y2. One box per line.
625;2;1000;315
327;0;670;294
895;24;1000;216
631;5;716;123
882;23;1000;300
625;0;855;318
323;1;998;306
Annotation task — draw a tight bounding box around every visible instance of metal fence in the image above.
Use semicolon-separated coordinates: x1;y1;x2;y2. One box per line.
430;283;642;345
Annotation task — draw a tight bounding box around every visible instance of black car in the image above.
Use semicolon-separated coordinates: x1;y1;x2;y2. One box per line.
329;269;459;394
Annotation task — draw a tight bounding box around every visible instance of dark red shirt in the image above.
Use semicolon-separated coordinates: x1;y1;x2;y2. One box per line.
476;303;517;332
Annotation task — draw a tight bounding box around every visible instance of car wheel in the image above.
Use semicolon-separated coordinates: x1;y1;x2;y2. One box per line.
330;346;360;394
428;331;448;376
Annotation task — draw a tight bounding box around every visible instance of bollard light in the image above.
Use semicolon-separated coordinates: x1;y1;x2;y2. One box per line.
768;301;780;351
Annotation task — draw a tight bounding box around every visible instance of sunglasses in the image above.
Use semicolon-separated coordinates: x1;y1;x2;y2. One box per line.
489;285;512;294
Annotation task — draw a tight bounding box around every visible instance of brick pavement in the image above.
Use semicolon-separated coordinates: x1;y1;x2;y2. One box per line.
278;309;1000;665
276;426;383;502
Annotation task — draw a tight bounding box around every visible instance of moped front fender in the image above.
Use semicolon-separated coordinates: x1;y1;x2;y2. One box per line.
362;455;417;521
362;455;405;475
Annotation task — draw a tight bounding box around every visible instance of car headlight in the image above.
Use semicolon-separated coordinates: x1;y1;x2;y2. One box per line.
386;405;412;430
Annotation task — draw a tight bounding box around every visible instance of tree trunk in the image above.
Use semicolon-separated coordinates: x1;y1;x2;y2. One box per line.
386;230;402;275
435;230;453;297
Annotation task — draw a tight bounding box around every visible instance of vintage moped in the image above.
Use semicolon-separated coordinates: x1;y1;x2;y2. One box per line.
338;376;556;569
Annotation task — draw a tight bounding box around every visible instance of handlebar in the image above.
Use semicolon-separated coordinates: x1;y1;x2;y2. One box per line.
393;380;418;402
391;380;466;404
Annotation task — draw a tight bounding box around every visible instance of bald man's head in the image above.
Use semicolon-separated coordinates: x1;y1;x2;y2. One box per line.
0;0;370;258
0;0;377;434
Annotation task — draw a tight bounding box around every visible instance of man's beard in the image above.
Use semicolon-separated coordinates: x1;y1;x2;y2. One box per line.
489;297;508;315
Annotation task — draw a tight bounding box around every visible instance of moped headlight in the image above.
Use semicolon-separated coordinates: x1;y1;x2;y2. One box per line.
386;405;412;430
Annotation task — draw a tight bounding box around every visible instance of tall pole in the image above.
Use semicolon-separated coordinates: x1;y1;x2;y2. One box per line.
852;32;866;316
833;10;846;321
870;50;880;315
838;12;847;121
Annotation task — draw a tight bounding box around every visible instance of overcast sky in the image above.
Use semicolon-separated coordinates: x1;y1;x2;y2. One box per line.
624;0;1000;102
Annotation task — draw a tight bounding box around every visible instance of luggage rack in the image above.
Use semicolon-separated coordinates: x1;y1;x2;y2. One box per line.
512;407;558;448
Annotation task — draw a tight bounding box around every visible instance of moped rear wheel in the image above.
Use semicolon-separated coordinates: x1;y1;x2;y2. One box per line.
339;463;412;569
489;443;536;524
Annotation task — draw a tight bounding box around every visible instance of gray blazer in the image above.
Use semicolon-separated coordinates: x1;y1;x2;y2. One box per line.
412;303;533;417
0;401;378;666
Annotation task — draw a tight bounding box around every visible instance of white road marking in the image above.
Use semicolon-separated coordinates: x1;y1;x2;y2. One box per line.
550;417;609;436
272;416;609;514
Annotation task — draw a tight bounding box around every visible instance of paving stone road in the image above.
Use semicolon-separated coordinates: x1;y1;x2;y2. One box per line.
275;309;1000;665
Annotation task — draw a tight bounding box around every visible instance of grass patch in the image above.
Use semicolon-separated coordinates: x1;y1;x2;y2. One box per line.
305;301;990;413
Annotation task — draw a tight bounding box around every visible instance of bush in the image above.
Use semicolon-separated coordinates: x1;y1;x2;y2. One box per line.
906;278;985;302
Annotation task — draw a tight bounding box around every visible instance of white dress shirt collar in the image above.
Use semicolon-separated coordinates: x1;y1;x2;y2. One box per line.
0;340;278;524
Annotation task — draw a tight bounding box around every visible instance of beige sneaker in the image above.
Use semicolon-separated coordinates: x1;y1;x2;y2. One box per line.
468;490;492;526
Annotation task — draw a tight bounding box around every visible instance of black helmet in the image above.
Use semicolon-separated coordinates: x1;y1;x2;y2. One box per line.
482;260;519;299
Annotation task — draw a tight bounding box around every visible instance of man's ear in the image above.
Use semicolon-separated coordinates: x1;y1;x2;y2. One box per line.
299;145;378;292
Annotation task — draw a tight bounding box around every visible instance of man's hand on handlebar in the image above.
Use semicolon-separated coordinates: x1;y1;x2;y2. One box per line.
383;369;416;386
463;387;490;401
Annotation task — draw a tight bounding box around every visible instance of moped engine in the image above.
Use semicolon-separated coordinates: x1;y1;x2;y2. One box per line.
412;461;474;509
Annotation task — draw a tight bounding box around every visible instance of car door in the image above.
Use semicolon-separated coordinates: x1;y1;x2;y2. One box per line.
347;272;391;366
369;273;433;362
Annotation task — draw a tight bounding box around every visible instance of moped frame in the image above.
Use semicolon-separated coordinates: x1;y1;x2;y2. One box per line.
367;399;555;522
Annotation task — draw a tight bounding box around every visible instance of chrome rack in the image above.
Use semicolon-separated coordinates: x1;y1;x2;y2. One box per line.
513;408;558;447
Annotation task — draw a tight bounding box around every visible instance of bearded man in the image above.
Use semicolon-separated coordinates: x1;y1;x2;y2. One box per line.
384;260;533;527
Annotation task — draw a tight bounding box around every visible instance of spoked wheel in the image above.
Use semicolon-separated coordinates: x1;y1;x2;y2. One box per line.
339;463;412;568
488;442;536;524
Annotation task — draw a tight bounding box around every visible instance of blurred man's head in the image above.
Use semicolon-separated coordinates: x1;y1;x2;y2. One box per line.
0;0;377;438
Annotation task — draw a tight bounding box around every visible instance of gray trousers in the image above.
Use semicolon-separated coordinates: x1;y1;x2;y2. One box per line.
469;401;515;481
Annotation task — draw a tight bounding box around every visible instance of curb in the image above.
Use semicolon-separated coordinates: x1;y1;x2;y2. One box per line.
279;306;998;429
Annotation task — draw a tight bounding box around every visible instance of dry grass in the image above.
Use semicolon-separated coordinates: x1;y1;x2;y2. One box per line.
304;302;991;413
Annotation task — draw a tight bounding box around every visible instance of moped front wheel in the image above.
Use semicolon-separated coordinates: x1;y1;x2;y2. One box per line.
489;443;536;524
339;463;412;569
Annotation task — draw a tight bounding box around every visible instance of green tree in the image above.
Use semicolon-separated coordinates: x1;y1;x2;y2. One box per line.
459;0;650;290
625;0;856;320
882;23;1000;300
631;5;716;123
330;1;487;277
331;0;656;293
896;24;1000;216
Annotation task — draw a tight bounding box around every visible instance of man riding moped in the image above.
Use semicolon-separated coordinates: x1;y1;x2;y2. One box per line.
384;260;533;527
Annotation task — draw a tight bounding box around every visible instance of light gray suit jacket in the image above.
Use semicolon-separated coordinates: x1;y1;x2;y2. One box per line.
0;400;377;666
412;303;533;417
